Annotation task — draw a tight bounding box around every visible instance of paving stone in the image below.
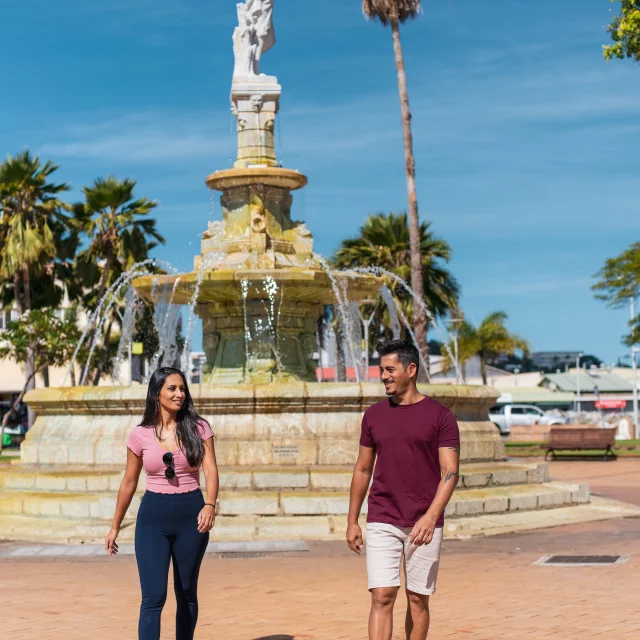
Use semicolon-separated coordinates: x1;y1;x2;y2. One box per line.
2;518;640;640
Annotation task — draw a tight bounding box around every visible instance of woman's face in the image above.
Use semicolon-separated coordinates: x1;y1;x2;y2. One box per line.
158;373;186;416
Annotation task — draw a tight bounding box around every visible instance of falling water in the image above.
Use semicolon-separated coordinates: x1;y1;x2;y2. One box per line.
240;279;251;369
180;259;209;374
81;268;154;385
112;288;142;384
65;258;178;386
239;277;284;377
380;285;402;340
389;294;432;383
157;277;183;369
313;253;362;382
65;260;155;386
350;266;463;382
263;276;284;371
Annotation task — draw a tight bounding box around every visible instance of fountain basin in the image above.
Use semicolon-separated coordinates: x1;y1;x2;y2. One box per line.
133;267;382;384
21;383;504;467
206;167;308;191
133;268;380;305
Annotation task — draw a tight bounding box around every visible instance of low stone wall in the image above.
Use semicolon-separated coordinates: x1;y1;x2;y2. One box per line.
23;383;503;466
510;423;599;443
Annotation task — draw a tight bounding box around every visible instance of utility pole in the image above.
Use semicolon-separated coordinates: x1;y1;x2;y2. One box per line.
575;352;583;414
631;296;639;438
449;310;465;385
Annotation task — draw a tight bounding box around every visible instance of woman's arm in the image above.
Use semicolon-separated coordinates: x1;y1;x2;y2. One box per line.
105;449;143;555
197;437;219;533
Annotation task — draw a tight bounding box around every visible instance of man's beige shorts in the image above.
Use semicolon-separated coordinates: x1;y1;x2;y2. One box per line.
366;522;443;596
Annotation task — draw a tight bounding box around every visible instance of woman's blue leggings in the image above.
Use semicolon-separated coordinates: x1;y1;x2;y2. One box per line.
135;489;209;640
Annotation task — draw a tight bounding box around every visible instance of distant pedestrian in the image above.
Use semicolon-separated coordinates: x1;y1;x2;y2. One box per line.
346;340;460;640
106;367;219;640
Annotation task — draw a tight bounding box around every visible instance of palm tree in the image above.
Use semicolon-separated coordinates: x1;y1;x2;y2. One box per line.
334;212;459;360
73;176;164;384
447;311;529;385
361;1;428;361
0;151;70;419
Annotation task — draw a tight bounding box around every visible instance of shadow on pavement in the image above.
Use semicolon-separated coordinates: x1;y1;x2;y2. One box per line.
253;636;295;640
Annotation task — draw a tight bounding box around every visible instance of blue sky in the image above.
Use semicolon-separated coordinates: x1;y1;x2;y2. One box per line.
2;0;638;363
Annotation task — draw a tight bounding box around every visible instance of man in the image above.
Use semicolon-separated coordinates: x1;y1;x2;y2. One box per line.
346;339;460;640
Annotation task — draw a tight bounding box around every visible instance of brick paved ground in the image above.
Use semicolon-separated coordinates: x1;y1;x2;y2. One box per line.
548;458;640;506
2;460;640;639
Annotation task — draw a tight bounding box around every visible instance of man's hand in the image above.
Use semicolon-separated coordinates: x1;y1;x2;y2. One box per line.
346;522;364;554
409;513;437;546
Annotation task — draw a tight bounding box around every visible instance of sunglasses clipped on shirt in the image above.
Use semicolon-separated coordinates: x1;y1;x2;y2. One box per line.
162;451;176;480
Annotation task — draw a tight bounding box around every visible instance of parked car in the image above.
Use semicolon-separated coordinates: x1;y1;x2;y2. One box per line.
489;404;569;435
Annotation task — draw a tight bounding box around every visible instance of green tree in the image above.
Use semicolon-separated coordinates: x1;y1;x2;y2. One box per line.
445;311;529;385
361;1;429;364
73;177;165;385
592;242;640;345
0;309;80;452
604;0;640;62
0;151;71;419
334;212;459;359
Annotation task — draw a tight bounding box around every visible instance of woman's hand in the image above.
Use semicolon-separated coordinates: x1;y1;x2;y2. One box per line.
197;504;216;533
105;527;120;556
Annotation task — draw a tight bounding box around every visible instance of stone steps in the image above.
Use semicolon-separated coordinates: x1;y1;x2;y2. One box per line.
1;495;636;545
0;481;587;521
0;461;549;494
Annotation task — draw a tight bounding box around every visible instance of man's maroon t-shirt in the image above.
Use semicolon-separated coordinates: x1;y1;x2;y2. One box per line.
360;396;460;529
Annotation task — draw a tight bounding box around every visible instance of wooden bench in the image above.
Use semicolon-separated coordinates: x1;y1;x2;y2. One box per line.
542;427;617;461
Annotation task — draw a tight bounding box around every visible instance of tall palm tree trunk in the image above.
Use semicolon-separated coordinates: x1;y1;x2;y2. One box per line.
13;272;23;315
480;354;488;385
21;264;36;427
391;19;428;375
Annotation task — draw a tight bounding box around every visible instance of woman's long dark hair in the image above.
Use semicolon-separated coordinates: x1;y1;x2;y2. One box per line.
140;367;208;468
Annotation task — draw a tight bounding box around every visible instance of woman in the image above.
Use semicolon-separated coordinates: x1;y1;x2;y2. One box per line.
105;367;219;640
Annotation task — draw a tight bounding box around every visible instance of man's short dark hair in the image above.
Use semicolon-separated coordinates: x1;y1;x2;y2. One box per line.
376;339;420;375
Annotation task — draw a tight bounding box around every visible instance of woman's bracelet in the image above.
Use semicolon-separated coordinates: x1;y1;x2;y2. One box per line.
204;503;216;509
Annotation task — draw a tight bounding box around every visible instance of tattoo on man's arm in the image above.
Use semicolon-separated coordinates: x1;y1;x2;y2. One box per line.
448;447;460;454
444;469;460;483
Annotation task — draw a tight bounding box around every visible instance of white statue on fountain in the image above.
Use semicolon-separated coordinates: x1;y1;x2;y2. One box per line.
233;0;275;78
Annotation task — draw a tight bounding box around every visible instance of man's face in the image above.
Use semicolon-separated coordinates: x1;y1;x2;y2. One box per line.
380;354;415;396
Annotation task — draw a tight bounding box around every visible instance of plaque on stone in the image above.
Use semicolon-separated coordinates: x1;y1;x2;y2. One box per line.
273;444;300;460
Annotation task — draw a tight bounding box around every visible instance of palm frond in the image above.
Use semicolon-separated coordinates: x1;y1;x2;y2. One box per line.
362;0;422;25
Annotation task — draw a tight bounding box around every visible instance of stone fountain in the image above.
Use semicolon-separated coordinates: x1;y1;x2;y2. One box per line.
133;1;379;384
2;1;631;545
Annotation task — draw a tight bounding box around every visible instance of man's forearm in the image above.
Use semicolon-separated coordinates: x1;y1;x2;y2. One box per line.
347;470;371;524
425;466;459;521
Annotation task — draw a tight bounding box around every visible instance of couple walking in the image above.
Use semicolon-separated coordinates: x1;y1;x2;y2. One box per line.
106;339;460;640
